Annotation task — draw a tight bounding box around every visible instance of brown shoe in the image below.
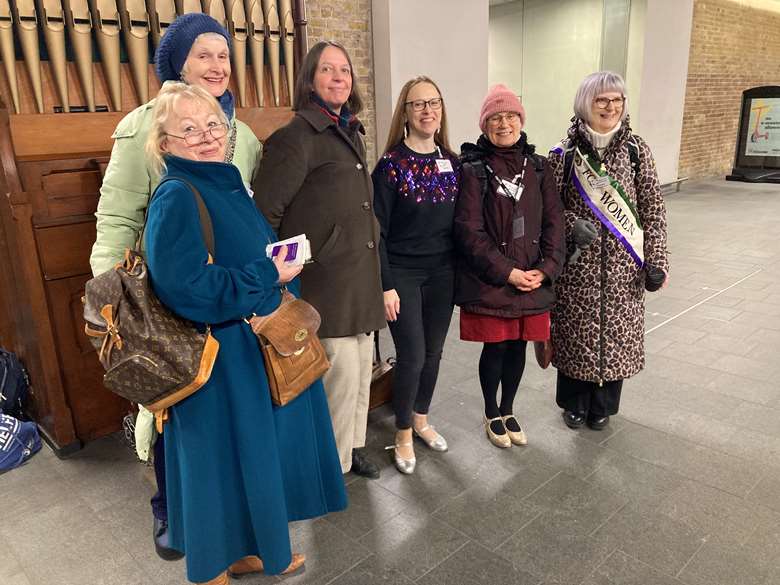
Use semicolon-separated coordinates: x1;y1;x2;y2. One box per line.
228;556;263;577
197;572;230;585
283;553;305;575
228;553;305;578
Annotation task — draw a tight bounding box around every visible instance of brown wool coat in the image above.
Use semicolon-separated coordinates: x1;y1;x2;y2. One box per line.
252;107;385;338
548;119;669;383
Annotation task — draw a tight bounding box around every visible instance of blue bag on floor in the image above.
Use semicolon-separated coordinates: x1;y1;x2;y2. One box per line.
0;412;41;472
0;348;30;419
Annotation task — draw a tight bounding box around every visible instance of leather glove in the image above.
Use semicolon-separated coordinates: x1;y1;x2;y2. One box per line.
644;264;665;292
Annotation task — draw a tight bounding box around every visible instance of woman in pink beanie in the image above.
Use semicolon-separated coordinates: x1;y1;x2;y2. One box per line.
453;85;565;449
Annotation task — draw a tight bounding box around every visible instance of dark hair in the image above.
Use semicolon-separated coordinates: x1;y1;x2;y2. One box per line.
293;41;364;115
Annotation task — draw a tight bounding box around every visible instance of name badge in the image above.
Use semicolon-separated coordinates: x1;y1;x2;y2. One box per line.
436;158;454;173
513;216;525;239
593;176;611;189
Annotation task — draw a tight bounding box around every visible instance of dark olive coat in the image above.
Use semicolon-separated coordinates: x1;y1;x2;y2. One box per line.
252;106;385;338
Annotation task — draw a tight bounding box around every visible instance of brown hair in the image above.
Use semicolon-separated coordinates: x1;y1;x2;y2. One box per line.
293;40;364;115
381;76;453;156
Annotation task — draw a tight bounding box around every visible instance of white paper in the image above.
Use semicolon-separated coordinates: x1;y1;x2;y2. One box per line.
266;234;311;266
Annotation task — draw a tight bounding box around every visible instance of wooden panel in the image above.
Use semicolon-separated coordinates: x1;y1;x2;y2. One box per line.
237;107;295;141
0;196;78;449
35;220;96;281
46;276;129;442
10;113;125;160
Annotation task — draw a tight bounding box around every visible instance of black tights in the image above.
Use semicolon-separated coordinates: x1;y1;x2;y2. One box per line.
478;340;527;419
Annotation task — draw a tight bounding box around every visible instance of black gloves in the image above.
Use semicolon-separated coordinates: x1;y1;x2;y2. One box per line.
644;264;665;292
569;219;599;264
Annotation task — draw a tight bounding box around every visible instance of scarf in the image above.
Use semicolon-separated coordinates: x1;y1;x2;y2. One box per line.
311;93;356;129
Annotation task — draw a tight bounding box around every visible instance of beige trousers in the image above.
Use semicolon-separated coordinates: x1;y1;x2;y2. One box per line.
320;334;373;473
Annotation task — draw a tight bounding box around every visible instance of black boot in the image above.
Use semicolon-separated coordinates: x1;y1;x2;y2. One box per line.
351;448;380;479
154;517;184;561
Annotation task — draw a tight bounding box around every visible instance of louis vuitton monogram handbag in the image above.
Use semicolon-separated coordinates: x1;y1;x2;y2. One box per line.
82;178;219;413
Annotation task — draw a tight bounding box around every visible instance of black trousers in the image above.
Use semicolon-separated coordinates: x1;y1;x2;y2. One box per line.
150;432;167;520
388;263;454;430
556;371;623;416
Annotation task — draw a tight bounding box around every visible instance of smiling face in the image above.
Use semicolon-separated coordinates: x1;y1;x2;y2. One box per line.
485;111;522;148
404;82;442;142
313;45;353;112
161;97;226;163
589;90;624;133
180;34;231;98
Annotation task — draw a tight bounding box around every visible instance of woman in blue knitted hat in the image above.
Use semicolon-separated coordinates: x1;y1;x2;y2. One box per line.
88;12;261;562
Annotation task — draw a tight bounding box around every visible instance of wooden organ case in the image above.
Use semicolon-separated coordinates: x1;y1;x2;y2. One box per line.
0;0;307;455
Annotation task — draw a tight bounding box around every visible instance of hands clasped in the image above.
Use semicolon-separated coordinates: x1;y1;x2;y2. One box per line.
508;268;546;292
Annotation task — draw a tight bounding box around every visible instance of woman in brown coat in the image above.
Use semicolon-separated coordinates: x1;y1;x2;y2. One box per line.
454;85;565;449
253;41;385;479
548;71;669;431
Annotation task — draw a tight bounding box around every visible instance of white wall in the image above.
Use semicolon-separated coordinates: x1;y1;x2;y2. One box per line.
488;1;523;91
625;0;646;129
521;0;603;152
636;0;693;183
488;0;603;153
372;0;489;156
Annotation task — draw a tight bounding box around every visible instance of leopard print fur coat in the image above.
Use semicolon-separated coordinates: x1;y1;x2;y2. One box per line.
547;118;668;382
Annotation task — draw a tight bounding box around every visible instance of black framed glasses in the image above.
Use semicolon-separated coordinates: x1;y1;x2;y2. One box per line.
594;96;626;109
165;122;229;146
405;98;443;112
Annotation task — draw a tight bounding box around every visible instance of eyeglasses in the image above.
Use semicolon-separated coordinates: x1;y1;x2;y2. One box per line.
165;123;229;146
593;96;626;109
405;98;443;112
487;112;520;126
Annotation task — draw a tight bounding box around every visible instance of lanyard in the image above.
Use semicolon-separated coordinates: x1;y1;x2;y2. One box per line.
485;157;526;200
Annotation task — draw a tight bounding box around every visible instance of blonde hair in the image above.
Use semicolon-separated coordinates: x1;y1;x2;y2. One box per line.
145;81;229;175
382;76;453;156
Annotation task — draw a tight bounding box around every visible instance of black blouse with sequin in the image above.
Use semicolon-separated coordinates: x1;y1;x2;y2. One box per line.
372;141;461;291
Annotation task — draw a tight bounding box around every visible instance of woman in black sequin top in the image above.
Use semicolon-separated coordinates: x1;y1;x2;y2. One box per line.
372;76;461;475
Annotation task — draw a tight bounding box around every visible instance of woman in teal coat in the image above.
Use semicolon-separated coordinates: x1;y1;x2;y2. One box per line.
89;13;262;559
143;82;346;584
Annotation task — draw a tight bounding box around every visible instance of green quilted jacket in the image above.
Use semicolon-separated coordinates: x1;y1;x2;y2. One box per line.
90;99;262;276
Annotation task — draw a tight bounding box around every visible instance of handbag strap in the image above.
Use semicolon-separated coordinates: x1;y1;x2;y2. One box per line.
373;330;381;363
137;177;215;257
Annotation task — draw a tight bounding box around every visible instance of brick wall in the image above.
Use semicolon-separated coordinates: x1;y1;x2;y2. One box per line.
678;0;780;179
306;0;377;163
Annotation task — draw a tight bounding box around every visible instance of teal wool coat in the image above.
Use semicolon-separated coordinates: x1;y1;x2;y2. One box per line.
144;155;347;582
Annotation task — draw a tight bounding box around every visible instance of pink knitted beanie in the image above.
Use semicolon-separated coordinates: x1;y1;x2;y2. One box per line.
479;84;526;134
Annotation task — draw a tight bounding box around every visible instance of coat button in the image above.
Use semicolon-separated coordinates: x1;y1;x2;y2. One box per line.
366;241;375;249
361;201;371;210
356;163;363;170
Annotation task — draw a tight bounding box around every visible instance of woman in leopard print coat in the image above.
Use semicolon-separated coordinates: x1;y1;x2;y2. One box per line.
547;71;668;431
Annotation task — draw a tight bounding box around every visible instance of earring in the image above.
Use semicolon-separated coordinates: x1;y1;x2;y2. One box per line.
403;122;408;138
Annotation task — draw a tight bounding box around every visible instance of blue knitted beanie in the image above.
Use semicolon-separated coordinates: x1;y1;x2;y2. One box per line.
155;13;231;83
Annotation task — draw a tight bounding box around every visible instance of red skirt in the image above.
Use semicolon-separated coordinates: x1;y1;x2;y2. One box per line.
460;310;550;343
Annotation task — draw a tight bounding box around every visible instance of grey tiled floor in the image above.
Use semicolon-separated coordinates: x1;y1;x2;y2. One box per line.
3;178;780;585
